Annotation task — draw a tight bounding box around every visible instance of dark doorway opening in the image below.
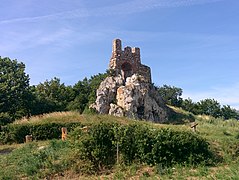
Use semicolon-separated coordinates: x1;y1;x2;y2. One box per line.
121;62;133;82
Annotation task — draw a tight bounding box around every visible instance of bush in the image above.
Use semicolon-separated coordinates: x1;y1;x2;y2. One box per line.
0;112;12;125
152;128;211;166
0;122;214;177
69;122;213;172
0;122;82;144
119;124;155;164
70;123;117;171
119;124;212;166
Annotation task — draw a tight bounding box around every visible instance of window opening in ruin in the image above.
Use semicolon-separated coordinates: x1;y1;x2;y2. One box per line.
121;62;133;82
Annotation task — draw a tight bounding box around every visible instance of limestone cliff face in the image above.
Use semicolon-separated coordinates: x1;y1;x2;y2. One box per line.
91;74;170;123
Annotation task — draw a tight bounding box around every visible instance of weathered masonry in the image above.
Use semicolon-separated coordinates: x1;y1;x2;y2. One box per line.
91;38;171;123
109;39;152;83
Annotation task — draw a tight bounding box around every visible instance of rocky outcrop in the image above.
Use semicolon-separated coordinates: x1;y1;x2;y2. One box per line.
90;75;124;114
91;74;170;123
90;39;171;123
108;103;124;117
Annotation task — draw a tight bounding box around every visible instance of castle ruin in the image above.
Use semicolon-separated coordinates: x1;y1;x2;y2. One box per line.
109;39;152;83
91;39;170;123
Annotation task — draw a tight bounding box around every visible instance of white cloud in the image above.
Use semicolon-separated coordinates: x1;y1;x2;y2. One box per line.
0;0;225;25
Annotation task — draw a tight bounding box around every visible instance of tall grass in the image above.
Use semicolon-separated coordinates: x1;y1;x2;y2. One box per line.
14;111;84;125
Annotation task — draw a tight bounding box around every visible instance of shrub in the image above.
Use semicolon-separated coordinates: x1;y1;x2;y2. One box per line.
117;124;138;164
69;122;213;171
71;123;117;171
0;112;12;125
0;122;82;144
119;124;155;165
152;128;211;166
119;125;212;166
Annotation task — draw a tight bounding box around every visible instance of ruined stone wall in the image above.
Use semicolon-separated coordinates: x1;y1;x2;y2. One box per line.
91;38;172;123
139;64;152;83
109;39;151;83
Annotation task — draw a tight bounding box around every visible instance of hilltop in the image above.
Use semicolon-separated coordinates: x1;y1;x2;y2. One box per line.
0;109;238;179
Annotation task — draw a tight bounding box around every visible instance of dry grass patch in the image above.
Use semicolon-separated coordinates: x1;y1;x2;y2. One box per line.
14;111;85;125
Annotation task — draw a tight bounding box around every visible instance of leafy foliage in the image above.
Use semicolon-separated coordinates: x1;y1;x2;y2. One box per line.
62;73;107;113
71;123;117;171
221;105;238;120
70;122;213;172
0;113;239;179
0;112;11;126
0;57;30;124
181;98;238;120
157;85;183;107
118;124;212;166
156;84;238;120
0;122;81;144
0;56;107;124
181;98;197;113
67;78;90;113
30;77;74;115
196;99;221;118
119;124;155;164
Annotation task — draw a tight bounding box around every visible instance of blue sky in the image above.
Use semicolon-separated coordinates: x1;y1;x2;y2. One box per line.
1;0;239;109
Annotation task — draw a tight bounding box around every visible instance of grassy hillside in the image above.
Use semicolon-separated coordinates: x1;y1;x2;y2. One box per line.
0;110;239;179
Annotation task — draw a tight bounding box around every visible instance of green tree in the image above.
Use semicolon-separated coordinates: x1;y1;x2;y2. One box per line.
197;99;221;118
181;98;197;113
221;105;238;120
67;73;107;113
157;85;183;107
67;78;90;113
31;77;74;115
0;57;30;124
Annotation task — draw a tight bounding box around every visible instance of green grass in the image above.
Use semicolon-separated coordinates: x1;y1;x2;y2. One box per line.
0;140;73;179
0;109;239;179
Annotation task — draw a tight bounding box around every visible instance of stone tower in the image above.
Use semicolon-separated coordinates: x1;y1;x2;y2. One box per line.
109;39;152;83
91;38;171;123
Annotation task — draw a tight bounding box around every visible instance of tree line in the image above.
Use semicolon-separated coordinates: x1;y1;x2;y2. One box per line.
0;57;238;125
157;85;239;120
0;57;107;125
